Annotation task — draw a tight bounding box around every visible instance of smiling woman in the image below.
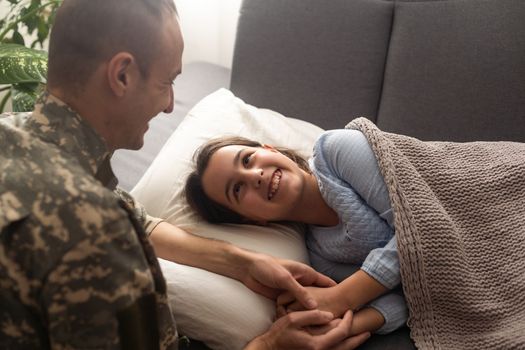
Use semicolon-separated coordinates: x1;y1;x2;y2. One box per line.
184;129;407;337
202;143;311;223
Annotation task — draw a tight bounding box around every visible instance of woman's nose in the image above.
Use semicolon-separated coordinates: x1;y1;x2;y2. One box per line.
246;168;264;188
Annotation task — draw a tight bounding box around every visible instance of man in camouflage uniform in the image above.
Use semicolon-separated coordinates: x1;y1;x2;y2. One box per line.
0;0;371;349
1;92;177;348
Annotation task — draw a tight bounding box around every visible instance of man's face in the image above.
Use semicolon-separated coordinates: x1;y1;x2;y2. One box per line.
118;15;183;150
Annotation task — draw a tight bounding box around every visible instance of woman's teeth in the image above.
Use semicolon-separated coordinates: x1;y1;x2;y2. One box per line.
268;169;282;200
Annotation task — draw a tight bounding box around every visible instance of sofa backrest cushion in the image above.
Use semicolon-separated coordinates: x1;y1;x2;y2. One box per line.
230;0;394;129
230;0;525;141
376;0;525;141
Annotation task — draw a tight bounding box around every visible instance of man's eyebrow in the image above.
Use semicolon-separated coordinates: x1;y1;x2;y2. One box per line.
224;148;244;204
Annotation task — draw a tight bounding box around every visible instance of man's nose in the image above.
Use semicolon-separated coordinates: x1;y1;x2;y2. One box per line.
164;87;174;113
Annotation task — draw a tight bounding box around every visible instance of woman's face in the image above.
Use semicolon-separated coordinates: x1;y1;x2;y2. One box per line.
201;145;309;222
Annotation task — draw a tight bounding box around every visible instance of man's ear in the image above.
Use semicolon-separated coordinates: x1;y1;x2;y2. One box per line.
107;52;136;97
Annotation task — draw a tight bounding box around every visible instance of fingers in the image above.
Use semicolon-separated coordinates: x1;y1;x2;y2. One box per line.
289;262;337;288
286;300;306;313
276;304;287;319
275;299;308;319
331;332;371;350
282;309;335;328
275;260;337;310
246;280;280;300
276;310;371;350
312;310;358;349
276;292;295;307
277;274;318;309
306;319;341;335
309;272;337;288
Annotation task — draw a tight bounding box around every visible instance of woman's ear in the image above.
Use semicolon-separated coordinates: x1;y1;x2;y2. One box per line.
107;52;136;97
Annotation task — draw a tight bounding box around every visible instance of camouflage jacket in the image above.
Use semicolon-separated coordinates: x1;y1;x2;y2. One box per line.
0;93;177;349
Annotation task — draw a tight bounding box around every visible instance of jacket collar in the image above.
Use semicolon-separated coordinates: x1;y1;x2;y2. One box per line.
26;92;117;188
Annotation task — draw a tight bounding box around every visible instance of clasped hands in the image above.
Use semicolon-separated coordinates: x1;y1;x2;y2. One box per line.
242;254;374;349
277;284;364;336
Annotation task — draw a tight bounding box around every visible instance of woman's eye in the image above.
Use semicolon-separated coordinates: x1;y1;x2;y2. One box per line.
242;154;251;167
233;183;241;198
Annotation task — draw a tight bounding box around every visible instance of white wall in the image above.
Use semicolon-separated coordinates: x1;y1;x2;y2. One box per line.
175;0;242;69
0;1;242;69
0;0;241;111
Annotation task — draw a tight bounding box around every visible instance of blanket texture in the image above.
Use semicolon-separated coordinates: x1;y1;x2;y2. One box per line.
346;118;525;349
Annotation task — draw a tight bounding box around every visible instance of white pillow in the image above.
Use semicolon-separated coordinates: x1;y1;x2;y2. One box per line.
131;89;324;350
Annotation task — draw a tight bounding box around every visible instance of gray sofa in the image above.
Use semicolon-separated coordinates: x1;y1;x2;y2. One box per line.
227;0;524;349
115;0;525;348
231;0;525;142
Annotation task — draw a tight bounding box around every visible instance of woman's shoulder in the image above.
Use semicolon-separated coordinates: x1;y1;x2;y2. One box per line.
315;129;368;152
313;129;371;169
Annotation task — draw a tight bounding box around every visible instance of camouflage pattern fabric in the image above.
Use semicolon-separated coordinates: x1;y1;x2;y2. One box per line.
0;92;178;349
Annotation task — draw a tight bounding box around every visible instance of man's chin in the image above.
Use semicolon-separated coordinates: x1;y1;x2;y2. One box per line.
120;138;145;151
130;140;145;150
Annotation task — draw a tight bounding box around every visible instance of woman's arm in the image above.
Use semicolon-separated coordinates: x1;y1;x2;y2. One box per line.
350;307;385;335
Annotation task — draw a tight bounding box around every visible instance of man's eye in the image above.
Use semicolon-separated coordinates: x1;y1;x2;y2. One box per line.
242;154;251;167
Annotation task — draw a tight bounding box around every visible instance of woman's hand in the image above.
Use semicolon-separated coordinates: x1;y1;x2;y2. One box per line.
278;269;390;318
245;310;371;350
242;253;336;309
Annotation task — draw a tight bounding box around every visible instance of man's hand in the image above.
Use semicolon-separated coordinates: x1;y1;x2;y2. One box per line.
242;253;336;309
276;285;349;318
245;310;370;350
277;269;390;318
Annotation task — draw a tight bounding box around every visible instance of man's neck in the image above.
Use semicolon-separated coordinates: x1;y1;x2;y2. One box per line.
48;86;115;151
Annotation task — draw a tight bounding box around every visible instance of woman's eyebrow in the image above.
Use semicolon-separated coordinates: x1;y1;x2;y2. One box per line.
233;148;243;167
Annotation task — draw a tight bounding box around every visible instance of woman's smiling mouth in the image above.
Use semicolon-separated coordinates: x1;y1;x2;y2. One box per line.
268;169;282;200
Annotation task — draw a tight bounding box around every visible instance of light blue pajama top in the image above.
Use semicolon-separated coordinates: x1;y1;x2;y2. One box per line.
306;129;408;334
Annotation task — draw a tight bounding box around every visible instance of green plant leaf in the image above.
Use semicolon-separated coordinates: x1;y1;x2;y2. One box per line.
12;31;25;45
13;81;39;93
0;43;47;84
37;17;49;43
11;83;40;112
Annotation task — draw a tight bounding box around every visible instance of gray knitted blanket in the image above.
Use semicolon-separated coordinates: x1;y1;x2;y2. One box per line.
346;118;525;349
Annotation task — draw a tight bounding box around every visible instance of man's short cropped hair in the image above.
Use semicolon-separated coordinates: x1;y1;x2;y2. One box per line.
47;0;177;94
